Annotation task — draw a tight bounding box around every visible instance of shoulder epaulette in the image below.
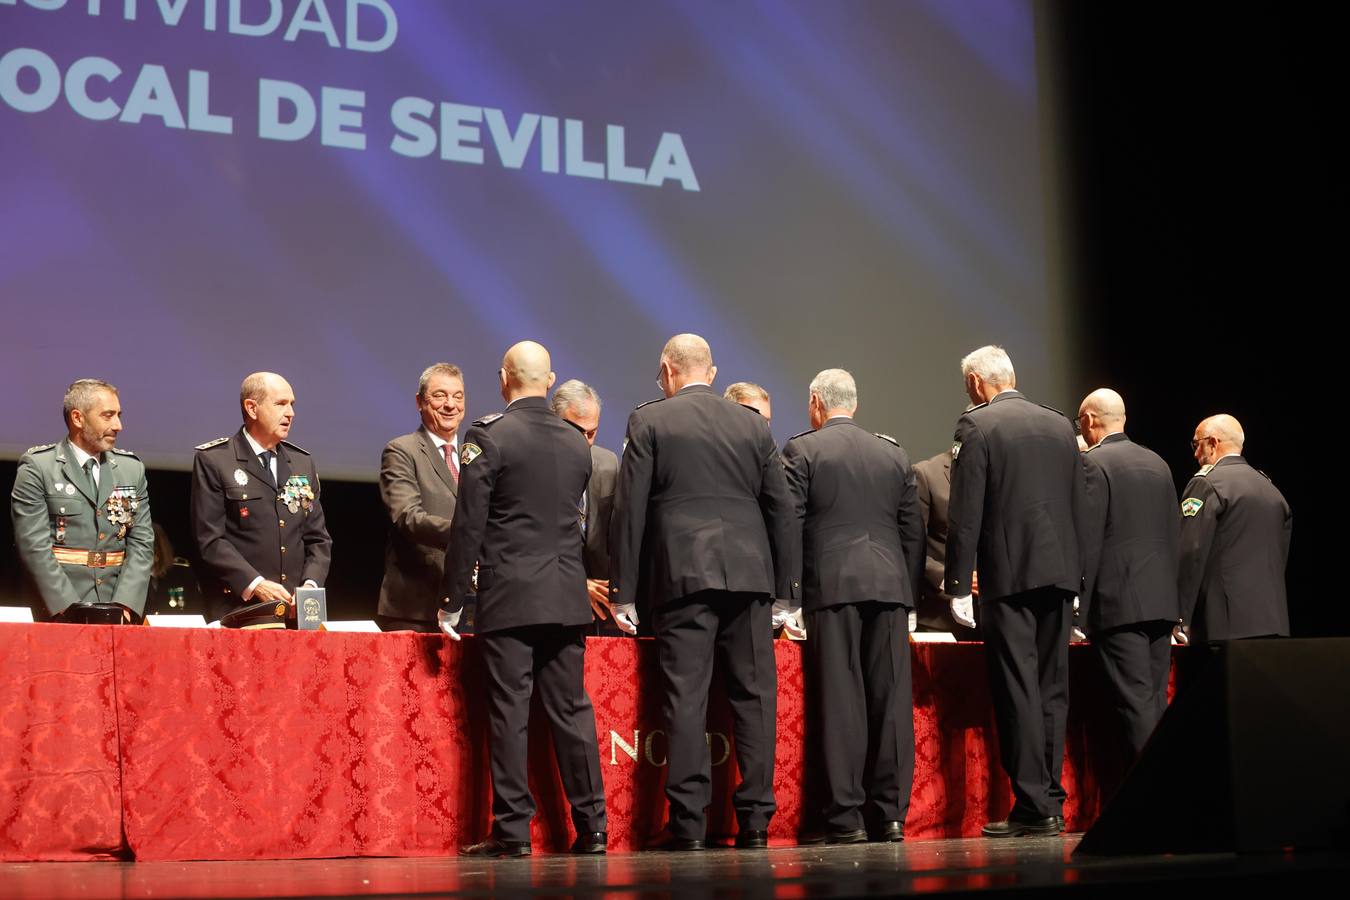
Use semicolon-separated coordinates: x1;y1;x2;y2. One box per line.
787;428;813;441
195;437;229;451
25;443;56;454
109;447;139;458
1257;468;1273;482
1194;463;1214;477
874;432;899;446
736;402;763;415
635;397;664;410
473;412;504;427
965;401;989;413
1083;442;1101;453
280;439;310;455
172;556;192;568
1040;403;1066;416
563;418;587;435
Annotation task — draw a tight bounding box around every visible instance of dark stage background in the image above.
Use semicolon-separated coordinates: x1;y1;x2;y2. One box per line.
1;3;1329;634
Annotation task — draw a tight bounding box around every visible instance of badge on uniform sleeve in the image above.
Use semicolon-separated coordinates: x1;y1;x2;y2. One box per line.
234;469;249;486
1181;497;1204;517
461;443;482;466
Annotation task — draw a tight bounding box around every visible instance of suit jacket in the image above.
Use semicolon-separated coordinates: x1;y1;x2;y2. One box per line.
9;439;153;618
583;444;619;580
1177;455;1291;641
610;383;798;607
781;418;924;613
944;390;1084;601
1078;433;1181;634
442;396;593;634
378;426;458;621
913;449;963;630
191;429;332;621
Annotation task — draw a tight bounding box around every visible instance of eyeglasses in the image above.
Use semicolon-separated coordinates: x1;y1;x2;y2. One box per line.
1190;436;1213;451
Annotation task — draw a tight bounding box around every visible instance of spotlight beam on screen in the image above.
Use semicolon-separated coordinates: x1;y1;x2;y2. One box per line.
0;1;1067;479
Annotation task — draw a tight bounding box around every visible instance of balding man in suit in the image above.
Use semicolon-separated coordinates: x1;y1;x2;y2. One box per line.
1178;414;1291;642
1077;388;1180;757
610;334;797;851
443;342;607;858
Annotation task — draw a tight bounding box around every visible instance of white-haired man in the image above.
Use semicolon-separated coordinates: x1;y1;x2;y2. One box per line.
944;346;1083;837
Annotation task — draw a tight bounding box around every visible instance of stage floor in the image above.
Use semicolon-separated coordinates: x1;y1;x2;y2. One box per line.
3;835;1347;899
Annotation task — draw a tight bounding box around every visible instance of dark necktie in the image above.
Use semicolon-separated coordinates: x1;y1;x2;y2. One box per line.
259;451;277;489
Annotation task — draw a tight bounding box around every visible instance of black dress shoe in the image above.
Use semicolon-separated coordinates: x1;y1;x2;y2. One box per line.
649;835;706;852
872;821;904;843
981;815;1060;838
798;828;866;845
829;829;868;844
734;829;768;849
459;837;532;857
571;831;607;854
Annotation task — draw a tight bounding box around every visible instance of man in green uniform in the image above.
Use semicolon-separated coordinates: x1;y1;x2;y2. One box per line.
10;379;153;623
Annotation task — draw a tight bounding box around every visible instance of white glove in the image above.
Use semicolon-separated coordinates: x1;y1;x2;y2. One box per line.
614;602;639;635
950;594;976;629
438;606;462;641
771;601;806;639
1172;624;1189;646
907;610;917;633
1071;626;1087;643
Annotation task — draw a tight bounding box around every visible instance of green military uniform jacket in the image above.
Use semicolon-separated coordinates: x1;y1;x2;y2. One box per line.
9;438;153;617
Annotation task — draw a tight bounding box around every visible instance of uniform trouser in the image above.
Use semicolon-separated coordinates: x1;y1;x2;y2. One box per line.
654;590;777;839
480;624;607;842
1093;620;1174;758
981;587;1072;819
807;601;914;833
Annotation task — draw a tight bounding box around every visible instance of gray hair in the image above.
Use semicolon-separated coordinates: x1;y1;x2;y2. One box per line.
551;379;602;416
960;345;1016;387
418;362;464;398
63;379;117;426
723;382;769;405
809;368;858;412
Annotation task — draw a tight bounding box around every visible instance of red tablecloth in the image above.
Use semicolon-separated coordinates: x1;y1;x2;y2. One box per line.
1;623;1155;861
0;623;123;861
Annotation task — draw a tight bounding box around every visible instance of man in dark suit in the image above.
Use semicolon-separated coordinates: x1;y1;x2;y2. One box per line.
609;333;797;851
192;372;332;625
913;444;979;638
442;341;607;858
550;379;621;633
1077;389;1180;758
1178;414;1291;642
944;346;1082;837
781;368;924;843
723;382;772;424
376;363;465;632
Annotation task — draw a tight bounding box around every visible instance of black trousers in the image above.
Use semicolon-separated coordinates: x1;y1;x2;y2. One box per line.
480;624;606;842
654;590;776;839
1093;620;1173;758
807;601;914;833
981;587;1071;819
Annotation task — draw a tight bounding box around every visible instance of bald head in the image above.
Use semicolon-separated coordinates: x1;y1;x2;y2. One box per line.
500;341;556;400
658;333;716;396
1193;413;1244;466
1077;388;1126;447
